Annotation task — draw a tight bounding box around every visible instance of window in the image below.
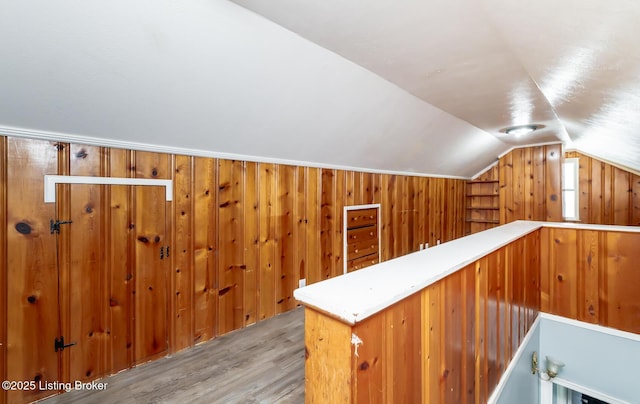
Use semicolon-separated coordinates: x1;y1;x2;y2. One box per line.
562;158;579;221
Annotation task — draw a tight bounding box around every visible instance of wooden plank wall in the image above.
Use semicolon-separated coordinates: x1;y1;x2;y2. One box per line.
498;146;639;226
540;227;640;334
0;135;467;404
305;231;541;403
0;137;6;404
499;144;563;224
566;151;640;226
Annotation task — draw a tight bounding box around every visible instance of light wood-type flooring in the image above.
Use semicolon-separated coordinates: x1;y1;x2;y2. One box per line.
41;308;305;404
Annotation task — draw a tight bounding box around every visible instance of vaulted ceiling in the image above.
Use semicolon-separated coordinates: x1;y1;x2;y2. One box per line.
1;0;639;178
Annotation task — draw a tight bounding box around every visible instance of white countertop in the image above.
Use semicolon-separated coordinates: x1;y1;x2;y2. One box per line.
293;221;640;325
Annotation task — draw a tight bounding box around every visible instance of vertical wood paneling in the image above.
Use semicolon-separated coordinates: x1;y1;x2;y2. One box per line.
243;161;259;326
539;228;551;313
304;225;640;403
352;311;384;403
334;170;345;277
523;147;533;221
305;232;542;404
406;176;417;253
417;177;427;245
566;151;640;225
476;257;489;402
428;178;443;247
548;228;578;318
508;240;522;355
172;155;194;352
603;163;613;224
398;176;408;256
573;151;591;223
443;269;464;403
305;168;321;285
276;165;294;313
362;172;375;205
0;137;5;404
542;228;640;335
193;156;217;343
633;174;640;225
217;160;245;335
133;185;169;364
604;232;640;333
525;231;541;329
67;145;109;382
533;146;546;221
486;249;501;392
293;166;306;300
380;174;393;261
353;171;363;205
545;145;563;221
304;309;352;403
107;151;133;374
463;264;477;402
499;151;512;225
500;145;563;224
133;151;170;364
591;159;604;223
56;143;71;385
345;170;356;207
320;169;335;279
6;138;60;404
259;163;277;320
422;283;441;403
512;148;524;221
2;135;473;404
384;292;422;403
577;230;600;324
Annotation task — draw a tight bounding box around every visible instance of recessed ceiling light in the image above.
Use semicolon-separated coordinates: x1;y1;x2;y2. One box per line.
500;124;544;137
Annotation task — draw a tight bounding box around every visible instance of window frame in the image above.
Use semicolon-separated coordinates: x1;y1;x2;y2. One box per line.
561;158;580;221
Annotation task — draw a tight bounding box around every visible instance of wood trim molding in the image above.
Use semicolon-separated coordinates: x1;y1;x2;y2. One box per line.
44;175;173;203
1;126;469;180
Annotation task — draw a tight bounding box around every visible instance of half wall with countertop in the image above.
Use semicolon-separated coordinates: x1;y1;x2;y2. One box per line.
296;221;640;402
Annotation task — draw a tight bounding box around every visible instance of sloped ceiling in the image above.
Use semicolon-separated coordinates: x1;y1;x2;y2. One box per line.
0;0;638;178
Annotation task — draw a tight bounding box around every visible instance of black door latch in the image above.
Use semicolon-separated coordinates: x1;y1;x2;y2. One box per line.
54;336;77;352
50;219;73;234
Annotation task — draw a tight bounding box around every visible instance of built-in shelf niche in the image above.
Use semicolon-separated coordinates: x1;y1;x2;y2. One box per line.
465;165;500;235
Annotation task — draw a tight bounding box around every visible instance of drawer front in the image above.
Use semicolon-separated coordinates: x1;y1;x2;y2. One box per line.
346;224;378;243
347;253;379;272
347;239;379;260
346;208;377;228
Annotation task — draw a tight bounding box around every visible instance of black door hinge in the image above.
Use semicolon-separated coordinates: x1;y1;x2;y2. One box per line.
50;219;73;234
160;246;170;260
54;336;76;352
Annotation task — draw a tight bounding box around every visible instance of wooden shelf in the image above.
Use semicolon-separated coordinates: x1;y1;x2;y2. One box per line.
465;219;500;224
466;175;500;234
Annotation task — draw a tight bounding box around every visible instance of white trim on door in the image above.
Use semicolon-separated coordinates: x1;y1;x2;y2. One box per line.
44;175;173;203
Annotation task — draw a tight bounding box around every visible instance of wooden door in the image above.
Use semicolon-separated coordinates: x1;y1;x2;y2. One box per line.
133;185;169;364
64;183;109;383
62;183;168;380
62;184;169;380
6;139;60;404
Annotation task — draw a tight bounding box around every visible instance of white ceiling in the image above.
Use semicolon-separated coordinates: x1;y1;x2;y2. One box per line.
0;0;639;177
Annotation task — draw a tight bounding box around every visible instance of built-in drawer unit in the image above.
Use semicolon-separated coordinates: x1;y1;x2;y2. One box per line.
344;205;380;273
